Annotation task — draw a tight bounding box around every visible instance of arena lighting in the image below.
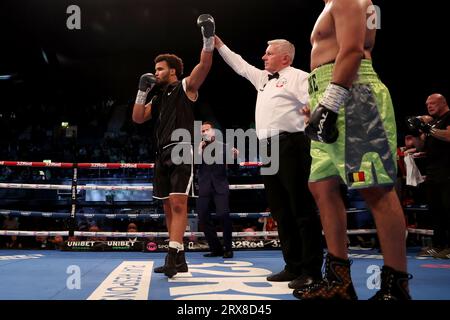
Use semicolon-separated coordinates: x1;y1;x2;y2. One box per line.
61;122;69;128
41;48;49;64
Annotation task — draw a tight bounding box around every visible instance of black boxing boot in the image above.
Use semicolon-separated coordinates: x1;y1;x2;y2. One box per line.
154;250;188;274
369;265;412;300
294;253;358;300
164;247;179;278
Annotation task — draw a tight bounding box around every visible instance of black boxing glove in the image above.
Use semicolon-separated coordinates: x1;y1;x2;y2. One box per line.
305;105;339;143
406;116;433;134
305;83;350;143
135;73;156;105
197;14;215;52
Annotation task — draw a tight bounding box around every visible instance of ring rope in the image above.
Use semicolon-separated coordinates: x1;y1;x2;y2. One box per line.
0;208;370;219
0;182;265;191
0;161;154;169
69;164;78;236
0;230;278;238
0;160;433;240
0;161;262;169
0;228;433;238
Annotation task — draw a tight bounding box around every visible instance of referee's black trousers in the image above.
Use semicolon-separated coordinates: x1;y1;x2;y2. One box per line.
262;132;323;278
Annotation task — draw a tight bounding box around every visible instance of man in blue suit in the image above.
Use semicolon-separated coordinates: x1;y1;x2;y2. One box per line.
197;121;238;258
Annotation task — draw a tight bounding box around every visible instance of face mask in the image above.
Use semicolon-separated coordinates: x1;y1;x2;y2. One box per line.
202;128;215;142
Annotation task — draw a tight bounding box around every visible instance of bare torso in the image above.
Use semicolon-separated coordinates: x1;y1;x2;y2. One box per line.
310;0;376;71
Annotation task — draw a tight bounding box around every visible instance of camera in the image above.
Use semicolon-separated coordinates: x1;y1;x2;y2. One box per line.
406;116;433;135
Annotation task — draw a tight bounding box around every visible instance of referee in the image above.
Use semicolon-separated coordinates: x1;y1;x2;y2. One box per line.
214;35;323;290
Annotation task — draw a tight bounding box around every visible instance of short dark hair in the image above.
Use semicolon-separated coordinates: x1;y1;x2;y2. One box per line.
154;54;184;78
202;121;215;128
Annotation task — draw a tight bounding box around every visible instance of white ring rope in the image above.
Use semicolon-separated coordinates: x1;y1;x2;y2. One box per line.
0;209;272;219
0;182;265;191
0;230;278;238
0;160;433;239
0;228;433;238
0;208;369;219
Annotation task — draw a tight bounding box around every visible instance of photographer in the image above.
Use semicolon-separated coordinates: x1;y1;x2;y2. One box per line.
406;94;450;259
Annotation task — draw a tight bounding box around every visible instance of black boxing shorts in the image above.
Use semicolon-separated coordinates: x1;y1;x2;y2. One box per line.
153;143;195;199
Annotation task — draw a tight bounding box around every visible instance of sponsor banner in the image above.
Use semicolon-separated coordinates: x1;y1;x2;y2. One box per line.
88;261;153;300
63;239;144;251
232;239;281;250
145;239;282;252
62;238;281;252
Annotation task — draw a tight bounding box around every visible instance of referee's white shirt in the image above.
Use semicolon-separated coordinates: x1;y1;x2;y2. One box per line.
218;45;309;139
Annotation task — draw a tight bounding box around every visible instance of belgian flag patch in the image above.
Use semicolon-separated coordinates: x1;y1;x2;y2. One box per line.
348;171;365;183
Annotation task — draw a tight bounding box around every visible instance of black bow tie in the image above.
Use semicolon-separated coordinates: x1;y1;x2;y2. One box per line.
268;72;279;81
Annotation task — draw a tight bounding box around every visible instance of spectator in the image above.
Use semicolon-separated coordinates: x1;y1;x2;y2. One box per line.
2;216;22;249
408;94;450;259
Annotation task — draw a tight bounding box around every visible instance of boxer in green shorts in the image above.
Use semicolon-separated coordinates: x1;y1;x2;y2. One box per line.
308;60;398;189
294;0;412;301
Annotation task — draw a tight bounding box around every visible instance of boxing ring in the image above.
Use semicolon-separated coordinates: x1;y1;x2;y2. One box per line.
0;160;449;300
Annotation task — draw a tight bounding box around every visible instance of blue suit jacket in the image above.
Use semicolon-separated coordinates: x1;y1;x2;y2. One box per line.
197;141;230;196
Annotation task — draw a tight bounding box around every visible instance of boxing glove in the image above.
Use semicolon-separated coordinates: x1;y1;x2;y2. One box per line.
135;73;156;105
197;14;215;52
305;83;350;143
305;105;339;143
406;116;433;134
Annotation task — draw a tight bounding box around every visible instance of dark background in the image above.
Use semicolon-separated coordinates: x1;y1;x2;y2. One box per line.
0;0;448;143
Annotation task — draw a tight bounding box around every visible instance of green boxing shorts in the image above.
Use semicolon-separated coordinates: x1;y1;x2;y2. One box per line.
308;59;398;189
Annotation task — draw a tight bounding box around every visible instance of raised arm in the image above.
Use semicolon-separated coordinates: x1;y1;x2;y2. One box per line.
215;35;264;88
185;14;215;99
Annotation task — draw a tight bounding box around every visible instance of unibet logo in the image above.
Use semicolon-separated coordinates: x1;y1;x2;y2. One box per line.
107;239;137;248
67;241;95;247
